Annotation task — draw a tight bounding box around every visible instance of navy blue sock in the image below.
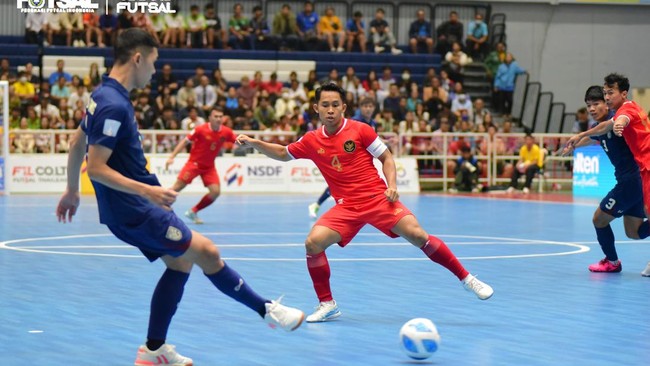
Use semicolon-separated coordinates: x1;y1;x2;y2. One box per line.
317;188;331;205
205;262;268;318
638;220;650;239
595;225;618;261
147;269;190;348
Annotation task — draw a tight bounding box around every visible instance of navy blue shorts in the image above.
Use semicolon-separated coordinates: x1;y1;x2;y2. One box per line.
107;206;193;262
599;176;646;219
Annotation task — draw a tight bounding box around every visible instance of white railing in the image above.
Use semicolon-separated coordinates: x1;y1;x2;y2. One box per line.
6;129;576;190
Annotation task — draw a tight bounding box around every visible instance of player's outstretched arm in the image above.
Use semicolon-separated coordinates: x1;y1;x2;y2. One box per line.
580;119;614;138
166;138;189;170
377;149;399;202
562;135;595;156
612;115;630;137
236;134;292;161
56;127;86;223
87;144;178;210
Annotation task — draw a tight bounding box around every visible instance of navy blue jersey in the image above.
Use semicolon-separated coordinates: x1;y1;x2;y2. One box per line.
83;75;161;225
590;122;639;182
352;112;378;131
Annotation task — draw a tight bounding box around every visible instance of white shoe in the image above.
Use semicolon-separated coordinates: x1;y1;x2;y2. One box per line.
264;296;305;331
306;300;341;322
336;46;344;53
374;46;385;53
135;344;193;366
471;187;480;193
391;47;403;55
308;202;320;219
448;187;458;194
642;262;650;277
184;210;203;224
523;187;530;194
331;47;336;52
72;40;79;47
506;187;516;193
462;274;494;300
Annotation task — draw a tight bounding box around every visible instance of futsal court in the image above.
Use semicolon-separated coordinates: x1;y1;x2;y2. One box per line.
1;192;649;365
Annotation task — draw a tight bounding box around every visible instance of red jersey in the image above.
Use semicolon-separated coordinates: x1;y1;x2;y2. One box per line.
617;101;650;170
287;119;389;204
187;123;236;168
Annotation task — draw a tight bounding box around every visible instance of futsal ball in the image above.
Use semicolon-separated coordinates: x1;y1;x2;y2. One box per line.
398;318;441;360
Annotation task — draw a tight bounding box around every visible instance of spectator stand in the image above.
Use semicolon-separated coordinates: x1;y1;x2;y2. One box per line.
546;102;566;134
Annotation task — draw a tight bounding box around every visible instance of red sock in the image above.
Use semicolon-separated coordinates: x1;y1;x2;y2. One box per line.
421;235;469;280
192;194;216;213
306;251;333;302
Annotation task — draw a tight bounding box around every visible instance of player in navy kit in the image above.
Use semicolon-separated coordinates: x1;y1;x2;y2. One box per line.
308;96;378;218
55;29;303;365
564;86;650;272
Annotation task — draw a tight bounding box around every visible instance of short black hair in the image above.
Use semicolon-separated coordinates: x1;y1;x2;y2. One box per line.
253;5;262;12
604;73;630;93
114;28;159;65
205;4;214;10
354;11;362;18
584;85;605;103
460;145;471;154
210;106;225;114
315;82;346;103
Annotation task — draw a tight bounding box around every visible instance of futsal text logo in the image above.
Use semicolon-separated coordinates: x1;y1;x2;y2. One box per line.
116;0;176;14
17;0;99;13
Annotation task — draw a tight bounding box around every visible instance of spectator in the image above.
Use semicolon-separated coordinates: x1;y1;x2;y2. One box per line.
62;13;85;47
319;6;345;52
399;68;417;95
34;94;60;121
296;1;320;46
204;4;226;49
451;93;474;126
473;98;491;127
228;3;251;49
346;11;366;53
46;13;70;46
117;8;133;35
190;65;206;86
450;146;481;193
262;72;284;102
50;76;71;105
572;107;596;133
369;8;402;54
99;5;118;46
407;88;422;113
224;87;240;115
23;62;39;86
424;87;445;121
507;134;543;194
320;68;340;85
83;62;101;90
156;85;178;113
194;75;218;114
9;107;22;129
83;12;104;47
14;118;36;153
383;84;401;117
156;63;179;94
22;105;41;129
237;76;258;109
180;106;206;130
493;53;526;115
13;72;36;105
254;96;276;128
25;12;47;44
48;59;72;86
444;41;470;84
408;9;433;54
304;70;320;92
484;41;507;80
436;11;464;55
177;78;196;109
68;84;90;108
466;13;489;61
187;5;207;48
272;4;300;51
287;79;308;106
274;92;296;118
163;6;186;47
211;68;228;97
148;13;166;43
249;5;274;50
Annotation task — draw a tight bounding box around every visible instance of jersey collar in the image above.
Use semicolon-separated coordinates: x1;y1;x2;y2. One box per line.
101;74;130;101
321;118;347;138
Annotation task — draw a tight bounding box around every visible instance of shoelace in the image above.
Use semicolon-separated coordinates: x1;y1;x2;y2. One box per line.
468;278;484;292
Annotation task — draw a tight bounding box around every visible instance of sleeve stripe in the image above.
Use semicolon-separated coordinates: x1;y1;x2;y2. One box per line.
366;137;387;158
286;146;296;160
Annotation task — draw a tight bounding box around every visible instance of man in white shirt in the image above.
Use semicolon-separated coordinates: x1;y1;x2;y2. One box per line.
193;75;217;115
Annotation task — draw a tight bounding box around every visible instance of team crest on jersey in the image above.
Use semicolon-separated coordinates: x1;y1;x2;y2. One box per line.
165;226;183;241
87;98;97;115
317;148;325;155
343;140;356;153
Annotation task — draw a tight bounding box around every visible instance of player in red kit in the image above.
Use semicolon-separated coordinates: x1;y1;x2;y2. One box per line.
237;83;494;322
166;107;236;224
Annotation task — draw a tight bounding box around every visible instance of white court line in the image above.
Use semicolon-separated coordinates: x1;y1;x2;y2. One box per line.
0;233;590;261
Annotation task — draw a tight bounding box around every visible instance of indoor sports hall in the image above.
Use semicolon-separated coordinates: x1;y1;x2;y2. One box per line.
1;0;650;365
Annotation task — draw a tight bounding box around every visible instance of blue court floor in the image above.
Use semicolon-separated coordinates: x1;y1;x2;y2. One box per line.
1;193;649;365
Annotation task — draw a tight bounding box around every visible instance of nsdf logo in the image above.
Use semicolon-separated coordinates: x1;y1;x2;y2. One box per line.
224;163;243;186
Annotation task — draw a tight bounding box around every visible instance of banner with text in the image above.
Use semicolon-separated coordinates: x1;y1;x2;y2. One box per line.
572;145;615;197
7;155;68;193
0;157;4;191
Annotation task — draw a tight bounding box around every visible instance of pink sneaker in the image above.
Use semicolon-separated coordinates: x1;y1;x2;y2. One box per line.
588;258;622;273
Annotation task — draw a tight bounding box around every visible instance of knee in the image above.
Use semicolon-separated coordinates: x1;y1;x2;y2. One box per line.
625;228;640;240
304;236;323;255
592;212;610;228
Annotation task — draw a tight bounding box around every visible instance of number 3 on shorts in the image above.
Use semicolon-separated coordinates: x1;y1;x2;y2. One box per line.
605;198;616;210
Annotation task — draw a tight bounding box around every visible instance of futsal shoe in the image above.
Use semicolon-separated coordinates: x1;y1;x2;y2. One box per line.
308;203;320;219
135;344;193;366
306;300;341;322
184;210;203;224
588;258;622;273
641;262;650;277
462;274;494;300
264;296;305;331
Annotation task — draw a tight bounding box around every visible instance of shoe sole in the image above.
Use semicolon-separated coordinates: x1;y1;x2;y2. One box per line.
306;310;341;323
290;312;305;331
642;273;650;277
478;292;494;300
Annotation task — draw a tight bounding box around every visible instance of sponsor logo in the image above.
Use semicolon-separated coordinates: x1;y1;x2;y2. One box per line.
17;0;99;13
247;166;282;177
116;0;176;14
317;148;325;155
11;165;67;183
573;176;599;187
393;208;403;215
573;152;599;174
103;119;122;137
234;278;244;291
343;140;356;153
165;226;182;241
224;163;244;186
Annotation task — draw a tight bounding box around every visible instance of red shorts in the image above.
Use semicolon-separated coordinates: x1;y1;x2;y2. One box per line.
315;194;413;247
641;170;650;215
177;161;220;187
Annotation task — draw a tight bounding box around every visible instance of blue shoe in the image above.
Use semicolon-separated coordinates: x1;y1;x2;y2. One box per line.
306;300;341;322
